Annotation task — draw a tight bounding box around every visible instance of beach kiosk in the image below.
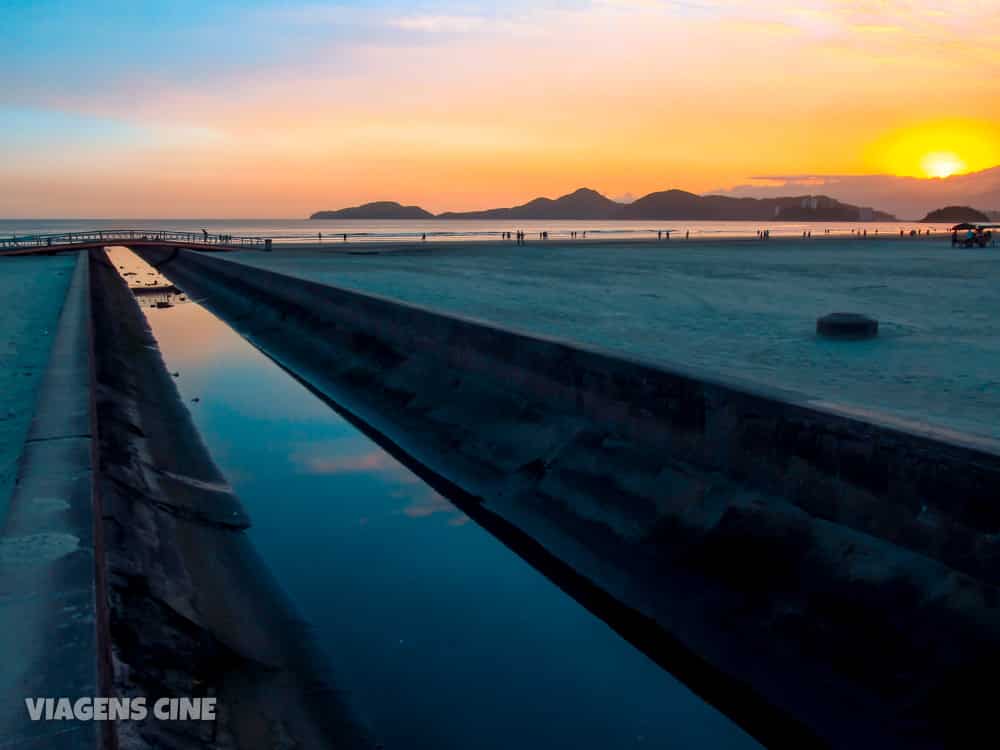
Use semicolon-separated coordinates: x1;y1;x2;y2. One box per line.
951;223;998;248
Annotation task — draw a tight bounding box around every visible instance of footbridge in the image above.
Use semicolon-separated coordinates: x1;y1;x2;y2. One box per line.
0;229;272;256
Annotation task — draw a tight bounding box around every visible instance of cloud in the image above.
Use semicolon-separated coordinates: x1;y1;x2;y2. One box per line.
390;14;488;33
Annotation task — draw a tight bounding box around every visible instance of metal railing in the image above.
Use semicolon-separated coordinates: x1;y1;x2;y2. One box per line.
0;229;270;250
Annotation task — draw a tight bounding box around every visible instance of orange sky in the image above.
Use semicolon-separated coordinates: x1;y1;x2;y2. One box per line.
3;1;999;216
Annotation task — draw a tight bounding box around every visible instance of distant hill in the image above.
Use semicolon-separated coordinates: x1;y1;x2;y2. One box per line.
715;165;1000;220
439;188;892;221
618;190;895;221
311;188;895;222
922;205;990;223
311;201;434;220
438;188;621;220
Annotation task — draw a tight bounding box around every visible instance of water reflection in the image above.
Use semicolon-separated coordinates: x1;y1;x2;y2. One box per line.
108;248;760;750
291;440;463;524
111;249;190;310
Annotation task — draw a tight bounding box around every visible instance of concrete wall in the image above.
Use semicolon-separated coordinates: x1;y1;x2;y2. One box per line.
0;252;108;749
142;246;1000;749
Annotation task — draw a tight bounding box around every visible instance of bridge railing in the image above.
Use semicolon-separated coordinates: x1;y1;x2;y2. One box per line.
0;229;270;250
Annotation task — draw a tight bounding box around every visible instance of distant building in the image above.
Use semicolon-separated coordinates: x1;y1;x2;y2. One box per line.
858;206;874;221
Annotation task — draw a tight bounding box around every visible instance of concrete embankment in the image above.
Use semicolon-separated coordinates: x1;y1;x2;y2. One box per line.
88;248;373;750
0;252;108;749
141;245;1000;750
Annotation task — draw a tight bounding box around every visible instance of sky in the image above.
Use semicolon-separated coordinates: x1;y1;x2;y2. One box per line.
3;0;1000;217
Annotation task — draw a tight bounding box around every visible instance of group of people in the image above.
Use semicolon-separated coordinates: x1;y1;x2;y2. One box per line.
507;230;547;244
201;229;235;244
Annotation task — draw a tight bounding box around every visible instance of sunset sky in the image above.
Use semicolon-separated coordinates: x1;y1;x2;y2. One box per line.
3;0;999;217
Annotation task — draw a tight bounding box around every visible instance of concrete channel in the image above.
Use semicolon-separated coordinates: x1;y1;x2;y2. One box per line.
2;241;997;749
87;248;373;749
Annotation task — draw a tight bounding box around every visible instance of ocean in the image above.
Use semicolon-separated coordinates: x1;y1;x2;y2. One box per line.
0;218;955;243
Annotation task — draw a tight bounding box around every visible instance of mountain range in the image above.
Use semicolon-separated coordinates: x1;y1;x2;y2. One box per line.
311;188;895;222
716;166;1000;220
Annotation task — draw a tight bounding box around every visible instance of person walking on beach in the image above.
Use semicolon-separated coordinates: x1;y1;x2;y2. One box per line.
422;233;427;241
318;232;322;243
202;228;208;242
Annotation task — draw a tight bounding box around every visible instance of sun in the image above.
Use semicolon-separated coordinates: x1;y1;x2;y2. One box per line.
865;119;1000;179
920;151;966;179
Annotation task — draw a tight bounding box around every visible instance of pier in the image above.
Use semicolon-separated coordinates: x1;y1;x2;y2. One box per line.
0;229;270;256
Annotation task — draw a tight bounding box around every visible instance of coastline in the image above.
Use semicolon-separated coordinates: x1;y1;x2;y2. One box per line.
270;230;949;253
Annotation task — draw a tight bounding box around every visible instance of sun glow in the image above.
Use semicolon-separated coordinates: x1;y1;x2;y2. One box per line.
867;120;1000;179
920;151;966;178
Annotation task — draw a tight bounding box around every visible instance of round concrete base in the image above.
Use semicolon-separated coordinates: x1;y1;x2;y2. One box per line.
817;313;879;339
